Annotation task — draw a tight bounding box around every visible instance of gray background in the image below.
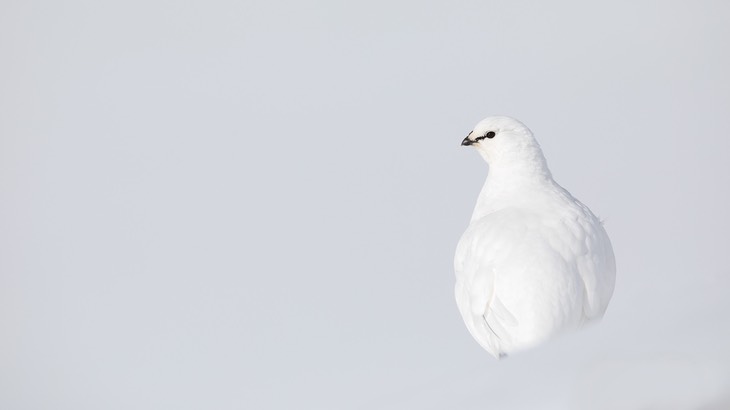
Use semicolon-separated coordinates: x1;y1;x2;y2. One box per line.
2;1;730;409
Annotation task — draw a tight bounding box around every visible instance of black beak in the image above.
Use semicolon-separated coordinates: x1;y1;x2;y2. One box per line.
461;136;474;146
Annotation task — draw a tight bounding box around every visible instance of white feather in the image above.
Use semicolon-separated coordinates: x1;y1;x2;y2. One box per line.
455;116;616;358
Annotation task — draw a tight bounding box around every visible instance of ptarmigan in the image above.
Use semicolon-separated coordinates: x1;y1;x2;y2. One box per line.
454;116;615;359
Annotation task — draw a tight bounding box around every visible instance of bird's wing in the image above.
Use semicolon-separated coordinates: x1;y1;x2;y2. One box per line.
551;202;617;321
455;209;528;348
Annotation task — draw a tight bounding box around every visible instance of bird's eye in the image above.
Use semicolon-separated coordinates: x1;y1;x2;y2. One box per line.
475;131;496;142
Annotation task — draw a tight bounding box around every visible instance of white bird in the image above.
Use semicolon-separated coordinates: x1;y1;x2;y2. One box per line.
454;116;615;359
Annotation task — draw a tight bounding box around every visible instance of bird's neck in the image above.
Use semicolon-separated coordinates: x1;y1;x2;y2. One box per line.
471;157;554;221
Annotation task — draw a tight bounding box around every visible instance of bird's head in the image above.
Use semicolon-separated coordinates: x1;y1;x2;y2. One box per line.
461;116;545;168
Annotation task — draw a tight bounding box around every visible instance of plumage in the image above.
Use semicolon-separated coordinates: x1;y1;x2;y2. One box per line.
454;116;616;358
